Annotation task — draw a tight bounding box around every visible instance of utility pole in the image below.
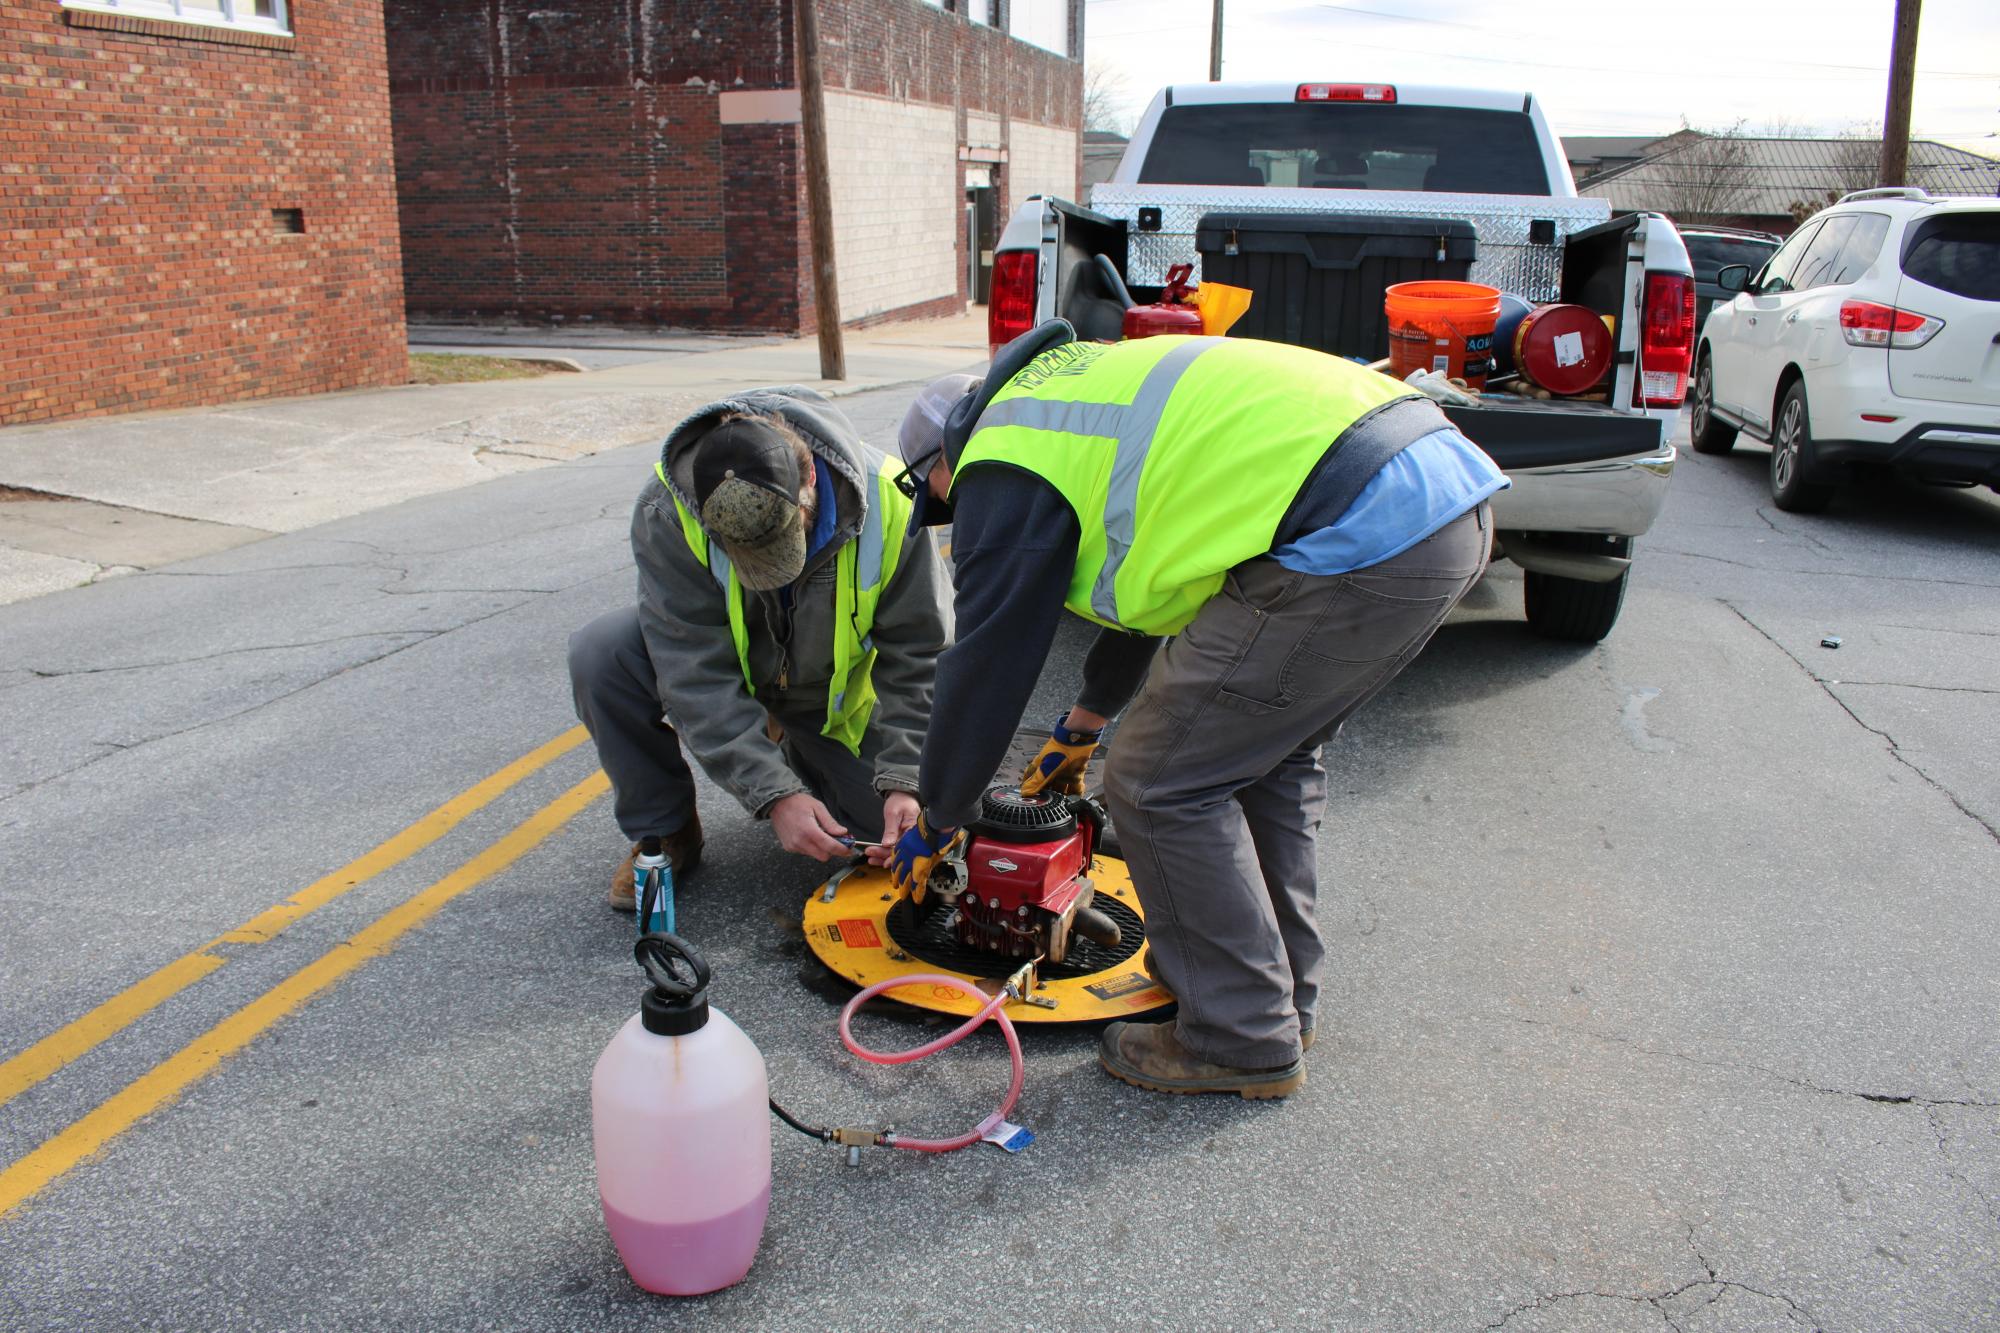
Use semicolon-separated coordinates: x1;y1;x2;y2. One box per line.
1878;0;1921;187
1208;0;1223;81
795;0;845;380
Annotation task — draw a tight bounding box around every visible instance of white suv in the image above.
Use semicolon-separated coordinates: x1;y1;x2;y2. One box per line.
1689;189;2000;512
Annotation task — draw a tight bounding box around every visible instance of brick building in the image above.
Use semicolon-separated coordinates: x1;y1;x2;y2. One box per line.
1;1;409;426
384;0;1082;333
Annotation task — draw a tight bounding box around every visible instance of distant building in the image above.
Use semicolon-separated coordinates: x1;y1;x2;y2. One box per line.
384;0;1082;333
1083;129;1128;190
1562;132;1691;186
1;1;409;427
1581;136;2000;235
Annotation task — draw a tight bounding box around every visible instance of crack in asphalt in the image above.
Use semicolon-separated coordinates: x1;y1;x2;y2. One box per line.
1829;680;2000;696
0;600;534;810
1753;504;1843;557
1493;1010;2000;1110
1649;547;2000;590
21;631;443;678
1722;599;2000;845
1926;1105;2000;1230
1483;1278;1818;1332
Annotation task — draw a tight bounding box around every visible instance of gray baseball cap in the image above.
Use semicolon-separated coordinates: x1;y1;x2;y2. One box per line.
897;373;981;526
692;417;808;591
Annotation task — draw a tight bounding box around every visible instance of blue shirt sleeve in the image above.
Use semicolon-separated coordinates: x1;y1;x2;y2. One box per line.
1269;426;1507;577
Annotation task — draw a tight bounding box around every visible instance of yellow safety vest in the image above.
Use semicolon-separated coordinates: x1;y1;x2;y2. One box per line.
953;336;1418;635
662;449;911;756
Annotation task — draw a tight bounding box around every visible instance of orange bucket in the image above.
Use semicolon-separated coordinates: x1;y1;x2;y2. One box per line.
1384;280;1503;389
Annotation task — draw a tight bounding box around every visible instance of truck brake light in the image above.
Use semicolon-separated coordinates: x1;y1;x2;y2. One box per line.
988;251;1038;356
1296;83;1396;103
1634;271;1694;408
1838;299;1942;349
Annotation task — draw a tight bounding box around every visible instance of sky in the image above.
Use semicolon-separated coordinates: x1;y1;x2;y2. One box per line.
1081;0;2000;156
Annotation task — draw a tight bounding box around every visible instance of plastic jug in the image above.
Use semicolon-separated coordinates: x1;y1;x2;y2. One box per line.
592;934;771;1296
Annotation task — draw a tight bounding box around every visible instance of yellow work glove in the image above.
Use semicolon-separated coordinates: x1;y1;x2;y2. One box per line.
1018;717;1104;797
890;811;963;904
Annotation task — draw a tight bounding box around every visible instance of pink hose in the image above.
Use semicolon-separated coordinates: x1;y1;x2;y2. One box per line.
837;972;1026;1153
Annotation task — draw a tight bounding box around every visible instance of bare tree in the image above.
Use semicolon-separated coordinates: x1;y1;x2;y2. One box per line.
1788;132;1882;225
1083;61;1132;136
1652;121;1758;225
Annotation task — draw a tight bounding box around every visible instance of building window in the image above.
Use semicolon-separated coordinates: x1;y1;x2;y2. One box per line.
61;0;290;35
964;0;991;23
1008;0;1067;56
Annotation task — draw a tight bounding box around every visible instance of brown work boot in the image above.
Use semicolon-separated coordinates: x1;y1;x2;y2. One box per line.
607;813;705;913
1098;1021;1304;1099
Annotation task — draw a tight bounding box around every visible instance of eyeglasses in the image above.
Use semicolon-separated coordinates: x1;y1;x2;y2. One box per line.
891;460;925;500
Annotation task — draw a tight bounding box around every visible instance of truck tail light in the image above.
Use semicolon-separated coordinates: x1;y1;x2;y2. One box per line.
1839;299;1942;349
1297;83;1395;103
988;251;1039;355
1633;271;1695;408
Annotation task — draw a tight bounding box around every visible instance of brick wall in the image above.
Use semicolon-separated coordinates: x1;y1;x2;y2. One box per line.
386;0;1081;334
825;90;958;323
0;2;408;426
1005;120;1079;218
386;1;802;332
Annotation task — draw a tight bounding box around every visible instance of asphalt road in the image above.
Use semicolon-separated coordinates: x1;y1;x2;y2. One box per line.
2;392;1996;1332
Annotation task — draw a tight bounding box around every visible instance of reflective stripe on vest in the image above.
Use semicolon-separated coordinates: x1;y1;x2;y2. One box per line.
954;336;1419;635
661;450;911;756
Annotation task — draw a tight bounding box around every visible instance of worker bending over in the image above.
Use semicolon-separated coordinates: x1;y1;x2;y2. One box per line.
569;389;952;913
891;325;1503;1098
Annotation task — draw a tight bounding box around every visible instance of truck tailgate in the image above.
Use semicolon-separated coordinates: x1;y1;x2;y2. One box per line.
1441;398;1661;470
1447;398;1674;538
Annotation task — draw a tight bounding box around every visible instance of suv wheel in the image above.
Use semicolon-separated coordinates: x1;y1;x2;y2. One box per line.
1769;381;1835;513
1689;354;1737;455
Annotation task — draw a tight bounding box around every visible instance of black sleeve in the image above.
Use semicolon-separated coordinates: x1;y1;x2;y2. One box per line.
1076;628;1162;720
920;466;1080;830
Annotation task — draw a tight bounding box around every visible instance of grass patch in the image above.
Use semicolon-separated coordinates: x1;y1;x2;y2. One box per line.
409;353;576;385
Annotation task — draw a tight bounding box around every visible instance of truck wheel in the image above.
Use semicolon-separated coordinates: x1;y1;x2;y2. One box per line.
1769;381;1835;514
1689;354;1736;455
1523;534;1631;643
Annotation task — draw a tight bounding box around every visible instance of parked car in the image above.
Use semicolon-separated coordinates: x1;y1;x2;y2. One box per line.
1681;225;1781;344
1690;189;2000;512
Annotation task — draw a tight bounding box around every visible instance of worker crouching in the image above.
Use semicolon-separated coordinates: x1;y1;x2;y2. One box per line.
568;389;953;911
890;324;1504;1099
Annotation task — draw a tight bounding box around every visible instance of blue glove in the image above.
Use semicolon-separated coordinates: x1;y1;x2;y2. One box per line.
890;811;962;903
1019;716;1104;797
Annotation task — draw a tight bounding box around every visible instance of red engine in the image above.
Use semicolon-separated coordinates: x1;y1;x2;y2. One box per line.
932;788;1120;964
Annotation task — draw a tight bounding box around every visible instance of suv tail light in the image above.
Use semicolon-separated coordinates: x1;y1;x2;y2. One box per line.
988;252;1039;355
1634;271;1695;408
1297;83;1395;103
1839;299;1943;349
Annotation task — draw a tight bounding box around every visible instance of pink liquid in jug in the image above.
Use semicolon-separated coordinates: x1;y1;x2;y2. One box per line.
602;1185;771;1297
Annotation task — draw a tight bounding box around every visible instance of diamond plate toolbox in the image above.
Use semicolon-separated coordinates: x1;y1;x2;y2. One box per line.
1087;185;1613;303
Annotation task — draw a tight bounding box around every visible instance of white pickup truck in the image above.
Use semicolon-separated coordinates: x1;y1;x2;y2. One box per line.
987;81;1694;641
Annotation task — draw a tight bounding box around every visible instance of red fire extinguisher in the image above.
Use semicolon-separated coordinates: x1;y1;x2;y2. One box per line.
1122;264;1205;340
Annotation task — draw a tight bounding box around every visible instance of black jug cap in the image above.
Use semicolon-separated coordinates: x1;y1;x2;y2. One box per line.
635;933;711;1036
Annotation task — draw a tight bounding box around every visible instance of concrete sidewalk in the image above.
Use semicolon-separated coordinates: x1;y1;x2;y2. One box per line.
0;308;989;605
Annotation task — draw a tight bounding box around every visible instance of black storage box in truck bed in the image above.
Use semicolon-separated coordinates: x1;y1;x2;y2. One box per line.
1195;213;1477;360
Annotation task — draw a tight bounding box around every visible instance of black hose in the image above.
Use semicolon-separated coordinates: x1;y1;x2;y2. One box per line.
768;1096;830;1142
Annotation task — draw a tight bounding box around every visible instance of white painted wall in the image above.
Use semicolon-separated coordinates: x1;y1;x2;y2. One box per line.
1006;121;1078;216
825;91;958;322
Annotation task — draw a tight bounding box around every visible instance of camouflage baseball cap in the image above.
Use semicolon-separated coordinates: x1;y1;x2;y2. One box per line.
692;416;809;592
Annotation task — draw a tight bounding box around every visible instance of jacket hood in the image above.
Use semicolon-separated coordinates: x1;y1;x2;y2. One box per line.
659;387;878;566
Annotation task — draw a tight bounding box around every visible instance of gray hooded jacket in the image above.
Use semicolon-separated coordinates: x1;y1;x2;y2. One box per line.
635;387;951;819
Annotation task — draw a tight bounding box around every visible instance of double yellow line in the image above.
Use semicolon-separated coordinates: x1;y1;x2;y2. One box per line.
0;727;606;1218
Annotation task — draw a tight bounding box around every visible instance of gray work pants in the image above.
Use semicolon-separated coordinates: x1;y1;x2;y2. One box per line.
566;607;886;843
1103;505;1491;1068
